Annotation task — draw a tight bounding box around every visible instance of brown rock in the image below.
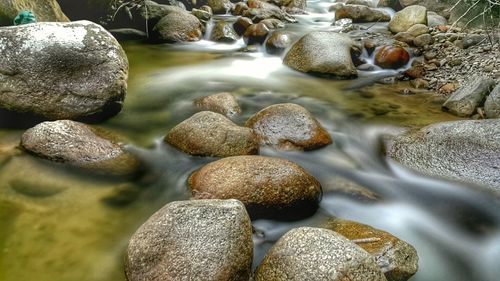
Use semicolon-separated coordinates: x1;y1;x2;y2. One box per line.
246;103;332;150
265;31;293;55
323;218;419;281
194;92;241;118
404;65;426;79
374;46;410;69
243;22;269;44
233;16;253;35
188;155;322;219
335;4;391;23
165;111;258;157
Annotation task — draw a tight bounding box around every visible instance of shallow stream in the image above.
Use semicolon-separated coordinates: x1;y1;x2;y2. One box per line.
1;4;499;281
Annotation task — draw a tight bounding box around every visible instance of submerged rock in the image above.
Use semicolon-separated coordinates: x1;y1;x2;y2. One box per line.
165;111;258;157
193;92;241;118
152;11;202;43
323;218;419;281
21;120;140;176
388;119;500;190
255;227;387;281
389;5;427;33
0;0;69;26
335;4;391;23
485;84;500;118
245;103;332;150
188;156;322;219
442;75;495;117
283;31;358;78
0;21;128;120
125;199;253;281
374;46;410;69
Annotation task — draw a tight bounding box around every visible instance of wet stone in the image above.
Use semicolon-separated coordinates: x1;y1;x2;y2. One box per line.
210;21;239;43
374;46;410;69
243;22;270;44
21;120;141;176
255;227;387;281
193;92;241;118
265;31;293;55
233;16;253;36
125;199;253;281
165;111;258;157
188;155;322;220
323;218;419;281
442;75;495;117
246;103;332;150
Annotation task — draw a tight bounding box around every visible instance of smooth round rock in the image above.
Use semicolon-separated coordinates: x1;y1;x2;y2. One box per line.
255;227;387;281
323;218;419;281
188;156;322;219
0;21;128;120
21;120;140;176
165;111;258;157
374;46;410;69
233;16;253;35
389;5;427;33
243;22;270;44
246;103;332;150
193;92;241;118
413;34;434;47
152;11;202;42
283;31;358;78
265;31;292;55
125;199;253;281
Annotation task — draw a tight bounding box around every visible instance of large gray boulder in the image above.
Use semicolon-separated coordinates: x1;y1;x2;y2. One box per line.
283;31;358;78
125;199;253;281
165;111;259;157
442;75;496;117
21;120;140;176
188;155;322;219
388;119;500;190
255;227;387;281
0;0;69;26
0;21;128;120
485;84;500;119
389;5;427;33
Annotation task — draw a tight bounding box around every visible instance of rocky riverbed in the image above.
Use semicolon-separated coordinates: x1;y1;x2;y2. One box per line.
0;0;499;281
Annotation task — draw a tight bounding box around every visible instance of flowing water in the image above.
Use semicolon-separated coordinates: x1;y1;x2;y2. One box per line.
1;3;499;281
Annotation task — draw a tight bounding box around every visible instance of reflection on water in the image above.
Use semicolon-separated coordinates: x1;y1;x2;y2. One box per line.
0;10;493;281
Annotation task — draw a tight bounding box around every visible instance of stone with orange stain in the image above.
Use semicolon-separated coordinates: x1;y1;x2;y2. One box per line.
323;218;419;281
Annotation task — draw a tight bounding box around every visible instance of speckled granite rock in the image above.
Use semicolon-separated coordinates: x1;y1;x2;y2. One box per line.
125;199;253;281
255;227;387;280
